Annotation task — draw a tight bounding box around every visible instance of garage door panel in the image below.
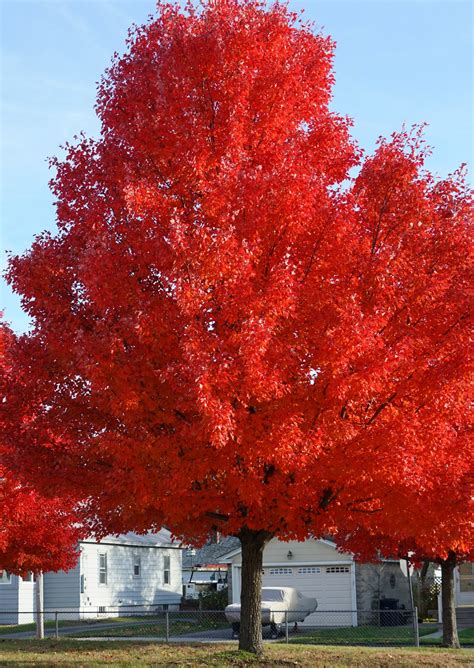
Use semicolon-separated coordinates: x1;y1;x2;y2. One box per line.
261;564;353;626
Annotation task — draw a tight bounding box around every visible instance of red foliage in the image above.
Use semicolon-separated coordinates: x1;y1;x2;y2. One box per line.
0;472;83;576
0;323;84;575
327;133;473;566
4;1;472;558
332;375;473;566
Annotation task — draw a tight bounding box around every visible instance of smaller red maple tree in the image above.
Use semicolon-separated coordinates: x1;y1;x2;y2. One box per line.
332;372;473;648
0;321;84;577
0;471;83;577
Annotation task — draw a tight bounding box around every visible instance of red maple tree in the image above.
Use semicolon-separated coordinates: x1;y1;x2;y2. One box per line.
332;374;472;647
0;323;84;577
5;1;472;653
0;471;83;577
327;133;473;647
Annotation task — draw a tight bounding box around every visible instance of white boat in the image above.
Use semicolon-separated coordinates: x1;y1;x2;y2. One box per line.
225;586;317;638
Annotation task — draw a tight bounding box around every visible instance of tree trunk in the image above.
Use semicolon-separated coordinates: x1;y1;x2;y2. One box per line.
238;528;272;654
440;553;460;649
35;572;44;639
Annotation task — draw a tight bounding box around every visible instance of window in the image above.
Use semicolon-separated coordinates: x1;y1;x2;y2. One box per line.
0;570;11;584
133;555;141;578
261;589;285;601
99;553;108;585
269;567;293;575
163;555;171;585
326;566;350;574
298;567;321;575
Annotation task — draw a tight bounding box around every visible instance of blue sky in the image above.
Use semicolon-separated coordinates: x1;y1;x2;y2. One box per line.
1;0;472;333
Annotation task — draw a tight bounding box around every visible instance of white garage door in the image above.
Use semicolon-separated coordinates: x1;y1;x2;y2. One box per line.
236;564;354;626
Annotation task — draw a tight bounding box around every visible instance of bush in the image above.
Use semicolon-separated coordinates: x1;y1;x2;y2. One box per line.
198;587;229;610
180;597;200;610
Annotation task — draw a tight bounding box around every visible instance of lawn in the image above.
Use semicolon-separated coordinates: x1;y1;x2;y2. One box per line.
66;620;436;643
0;640;473;667
459;628;474;644
0;616;165;635
68;617;228;638
289;623;437;646
0;614;229;639
421;627;474;647
0;620;84;635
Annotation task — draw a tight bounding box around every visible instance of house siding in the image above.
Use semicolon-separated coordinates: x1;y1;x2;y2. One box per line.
230;538;351;566
0;575;20;625
43;563;81;615
355;561;411;622
79;542;182;615
17;578;36;624
227;564;233;604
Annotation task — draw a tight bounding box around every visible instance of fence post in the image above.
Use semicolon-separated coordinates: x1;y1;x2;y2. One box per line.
35;572;44;639
165;611;170;642
55;611;59;640
284;611;289;643
413;606;420;647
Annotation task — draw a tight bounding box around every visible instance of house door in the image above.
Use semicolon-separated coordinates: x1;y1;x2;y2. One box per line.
457;563;474;606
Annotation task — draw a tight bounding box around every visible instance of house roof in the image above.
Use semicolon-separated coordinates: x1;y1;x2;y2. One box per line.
183;536;241;569
216;537;339;563
81;529;181;549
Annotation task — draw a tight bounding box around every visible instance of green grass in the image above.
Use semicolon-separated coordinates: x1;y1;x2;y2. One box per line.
0;640;472;666
68;617;228;638
459;627;474;644
288;623;437;646
421;627;474;646
0;620;82;635
0;616;164;635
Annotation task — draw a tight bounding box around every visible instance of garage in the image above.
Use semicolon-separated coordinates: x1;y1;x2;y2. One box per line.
222;538;357;627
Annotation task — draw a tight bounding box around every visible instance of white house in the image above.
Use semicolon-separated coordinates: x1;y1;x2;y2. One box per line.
0;530;182;625
438;562;474;628
219;537;411;627
456;562;474;607
0;569;36;625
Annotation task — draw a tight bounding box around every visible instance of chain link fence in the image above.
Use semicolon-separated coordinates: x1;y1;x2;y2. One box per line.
0;606;429;646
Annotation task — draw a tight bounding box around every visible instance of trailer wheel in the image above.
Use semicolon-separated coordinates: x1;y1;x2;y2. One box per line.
270;622;279;639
